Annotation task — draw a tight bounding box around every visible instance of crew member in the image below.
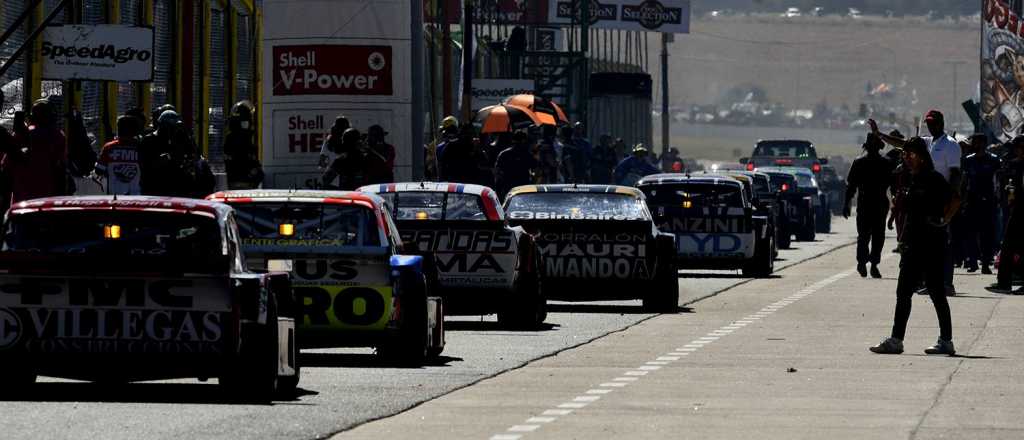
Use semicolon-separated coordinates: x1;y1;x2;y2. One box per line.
961;133;1000;274
870;137;958;356
613;144;660;186
845;133;894;278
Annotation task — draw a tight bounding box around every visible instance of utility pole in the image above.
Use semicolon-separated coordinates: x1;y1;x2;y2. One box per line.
578;0;590;126
410;0;425;180
945;60;967;128
460;0;474;122
661;33;672;156
441;0;452;117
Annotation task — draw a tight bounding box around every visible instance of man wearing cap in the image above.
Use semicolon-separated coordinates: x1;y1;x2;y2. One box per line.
365;124;396;184
870;111;962;296
845;132;894;278
613;144;660;186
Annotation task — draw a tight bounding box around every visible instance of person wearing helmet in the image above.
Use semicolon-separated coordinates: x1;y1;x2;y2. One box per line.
140;110;182;194
613;144;660;186
494;131;539;200
439;124;482;184
223;101;263;189
434;116;460;175
322;128;367;190
149;104;176;134
96;114;144;195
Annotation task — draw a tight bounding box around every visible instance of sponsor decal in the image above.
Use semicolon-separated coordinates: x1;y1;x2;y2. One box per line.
402;229;515;253
41;25;154;81
0;308;22;350
0;278;229;311
555;0;618;24
243;238;353;247
621;0;683;30
535;232;653;280
508;211;643;221
295;285;392;329
675;233;753;258
402;229;517;287
658;217;749;234
291;259;360;286
273;45;393;96
471;79;536;111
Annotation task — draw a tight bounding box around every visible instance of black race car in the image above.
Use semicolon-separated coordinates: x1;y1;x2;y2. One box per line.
503;185;679;312
757;167;816;242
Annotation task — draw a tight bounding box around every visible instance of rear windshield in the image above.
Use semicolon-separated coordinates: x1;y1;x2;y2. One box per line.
232;203;380;247
752;175;772;195
766;173;796;192
754;142;816;159
506;193;649;220
2;211;225;272
377;192;489;221
792;173;816;189
642;184;744;209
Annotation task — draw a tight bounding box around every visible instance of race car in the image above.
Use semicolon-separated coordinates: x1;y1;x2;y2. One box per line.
637;174;774;277
206;190;444;365
503;185;679;312
705;170;780;259
757;167;816;242
358;182;545;329
759;166;831;234
0;197;299;399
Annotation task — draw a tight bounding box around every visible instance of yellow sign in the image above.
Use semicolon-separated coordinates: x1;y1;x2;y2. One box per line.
297;284;393;330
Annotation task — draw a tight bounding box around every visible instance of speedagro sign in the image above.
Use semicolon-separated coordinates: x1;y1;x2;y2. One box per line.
41;25;154;81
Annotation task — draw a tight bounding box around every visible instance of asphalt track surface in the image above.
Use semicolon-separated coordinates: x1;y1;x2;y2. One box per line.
0;219;855;440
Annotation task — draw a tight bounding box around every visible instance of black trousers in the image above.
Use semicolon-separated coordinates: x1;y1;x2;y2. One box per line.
965;200;997;267
856;204;888;265
892;241;953;341
998;204;1024;287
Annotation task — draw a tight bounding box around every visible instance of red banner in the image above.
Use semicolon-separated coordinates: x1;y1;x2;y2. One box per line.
272;45;393;96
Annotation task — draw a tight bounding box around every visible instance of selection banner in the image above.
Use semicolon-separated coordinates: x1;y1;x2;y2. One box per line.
548;0;690;33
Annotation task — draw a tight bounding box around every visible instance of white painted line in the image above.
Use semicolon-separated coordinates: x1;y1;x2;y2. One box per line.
526;417;557;424
613;377;639;382
624;370;649;376
682;344;702;348
735;320;753;324
678;347;698;351
543;409;573;416
699;336;719;341
638;365;662;371
657;356;681;361
600;382;628;388
557;402;588;409
508;425;540;432
574;395;601;402
646;361;669;365
491;435;522;440
586;389;613;395
691;340;712;345
722;325;742;330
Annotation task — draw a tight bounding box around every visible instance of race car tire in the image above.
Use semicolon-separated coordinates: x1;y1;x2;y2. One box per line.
816;208;832;233
643;261;679;313
378;274;429;366
498;265;547;330
742;237;775;277
777;224;792;249
0;365;37;395
220;295;280;401
798;213;816;241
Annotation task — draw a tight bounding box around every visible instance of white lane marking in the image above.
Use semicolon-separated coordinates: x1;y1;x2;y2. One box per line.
508;425;540;432
490;267;856;439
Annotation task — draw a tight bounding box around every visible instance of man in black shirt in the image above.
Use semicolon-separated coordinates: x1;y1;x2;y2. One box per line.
961;134;1000;274
845;133;895;278
494;131;538;201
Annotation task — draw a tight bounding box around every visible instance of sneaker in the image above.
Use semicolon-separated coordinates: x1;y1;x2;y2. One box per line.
870;264;882;279
987;283;1013;293
982;265;993;275
945;285;956;297
924;339;956;355
869;337;904;354
857;263;867;278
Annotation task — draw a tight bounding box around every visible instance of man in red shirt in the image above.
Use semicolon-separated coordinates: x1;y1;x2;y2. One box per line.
1;100;68;203
96;115;144;195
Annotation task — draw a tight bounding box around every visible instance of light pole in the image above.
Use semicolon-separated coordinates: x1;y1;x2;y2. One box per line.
661;33;672;156
945;60;967;129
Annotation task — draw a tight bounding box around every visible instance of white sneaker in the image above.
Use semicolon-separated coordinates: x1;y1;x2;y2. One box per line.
924;339;955;355
869;337;904;354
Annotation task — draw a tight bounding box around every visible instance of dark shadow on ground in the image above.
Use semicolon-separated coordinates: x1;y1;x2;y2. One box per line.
546;304;693;315
984;286;1024;295
952;295;1001;300
679;273;781;280
300;352;461;369
0;382;314;404
902;354;1002;360
444;320;559;332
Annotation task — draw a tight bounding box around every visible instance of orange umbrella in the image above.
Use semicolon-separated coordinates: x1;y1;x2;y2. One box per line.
475;104;542;133
504;94;569;126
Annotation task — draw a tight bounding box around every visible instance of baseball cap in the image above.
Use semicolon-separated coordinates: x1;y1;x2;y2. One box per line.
924;109;944;122
632;144;649;154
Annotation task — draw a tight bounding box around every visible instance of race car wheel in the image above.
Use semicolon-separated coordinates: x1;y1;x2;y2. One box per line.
498;265;547;330
220;295;280;401
643;260;679;313
778;231;792;249
743;237;774;277
798;213;816;241
0;364;37;395
378;273;429;366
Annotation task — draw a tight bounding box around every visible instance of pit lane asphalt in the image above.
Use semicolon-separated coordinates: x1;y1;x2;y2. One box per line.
0;219;855;440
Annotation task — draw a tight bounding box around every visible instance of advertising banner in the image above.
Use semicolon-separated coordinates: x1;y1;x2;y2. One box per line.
272;45;394;96
470;79;536;110
548;0;690;34
425;0;550;25
982;0;1024;142
40;25;154;81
